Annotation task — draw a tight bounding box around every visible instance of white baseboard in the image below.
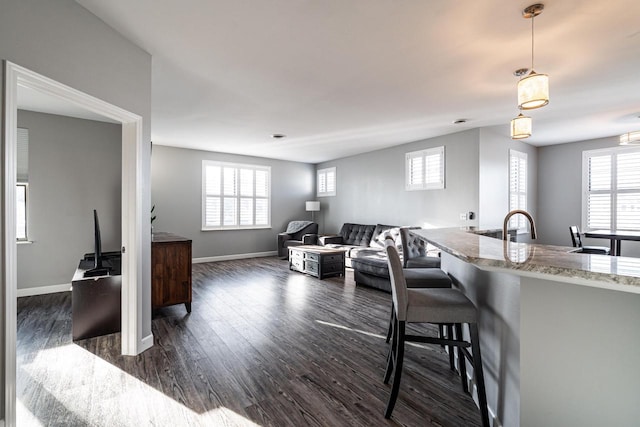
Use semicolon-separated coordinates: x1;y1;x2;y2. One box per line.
139;333;154;353
449;348;502;427
17;283;71;297
193;250;277;264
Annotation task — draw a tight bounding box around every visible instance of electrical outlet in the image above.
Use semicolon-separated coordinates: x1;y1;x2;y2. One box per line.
459;213;467;221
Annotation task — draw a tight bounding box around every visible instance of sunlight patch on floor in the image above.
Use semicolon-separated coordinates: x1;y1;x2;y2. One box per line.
18;343;263;426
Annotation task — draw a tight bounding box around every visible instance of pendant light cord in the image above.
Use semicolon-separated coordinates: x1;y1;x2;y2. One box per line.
531;14;535;70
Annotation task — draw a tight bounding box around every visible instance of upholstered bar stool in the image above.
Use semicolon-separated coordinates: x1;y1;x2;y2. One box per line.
382;240;489;426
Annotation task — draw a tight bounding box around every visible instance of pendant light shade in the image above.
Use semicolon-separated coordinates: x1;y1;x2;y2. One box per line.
511;113;532;139
517;70;549;110
620;131;640;145
517;4;549;111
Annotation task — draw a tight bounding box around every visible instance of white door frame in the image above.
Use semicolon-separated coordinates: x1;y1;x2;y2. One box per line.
2;61;150;426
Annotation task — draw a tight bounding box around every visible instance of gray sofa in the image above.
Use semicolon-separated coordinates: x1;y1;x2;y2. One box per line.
315;223;441;292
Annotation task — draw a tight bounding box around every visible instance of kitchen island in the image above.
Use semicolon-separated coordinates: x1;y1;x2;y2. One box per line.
413;227;640;427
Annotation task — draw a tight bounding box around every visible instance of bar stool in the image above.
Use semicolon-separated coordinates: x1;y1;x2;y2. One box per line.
382;240;489;426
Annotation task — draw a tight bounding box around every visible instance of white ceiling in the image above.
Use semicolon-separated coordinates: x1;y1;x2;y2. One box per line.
74;0;640;163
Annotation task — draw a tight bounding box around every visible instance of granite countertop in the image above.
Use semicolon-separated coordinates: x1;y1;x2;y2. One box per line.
412;227;640;294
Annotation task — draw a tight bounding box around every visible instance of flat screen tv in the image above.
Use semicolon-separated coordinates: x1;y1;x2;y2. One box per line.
83;209;112;277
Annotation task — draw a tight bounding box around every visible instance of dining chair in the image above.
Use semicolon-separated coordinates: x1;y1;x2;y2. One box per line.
569;225;610;255
382;239;489;426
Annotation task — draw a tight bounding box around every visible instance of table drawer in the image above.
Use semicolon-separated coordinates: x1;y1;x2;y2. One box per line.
306;252;319;262
290;257;304;271
323;262;344;274
305;260;319;274
323;254;343;263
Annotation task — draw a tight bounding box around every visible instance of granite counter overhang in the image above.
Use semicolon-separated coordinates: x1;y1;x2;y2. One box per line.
412;227;640;294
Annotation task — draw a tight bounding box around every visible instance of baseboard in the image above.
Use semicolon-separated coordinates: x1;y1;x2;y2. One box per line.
17;283;71;297
139;333;154;353
193;250;277;264
449;348;502;427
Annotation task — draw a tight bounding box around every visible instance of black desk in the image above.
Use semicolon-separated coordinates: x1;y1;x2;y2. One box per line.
71;255;121;341
583;229;640;256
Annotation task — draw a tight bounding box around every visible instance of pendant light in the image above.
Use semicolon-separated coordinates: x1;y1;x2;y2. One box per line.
511;112;532;139
517;4;549;110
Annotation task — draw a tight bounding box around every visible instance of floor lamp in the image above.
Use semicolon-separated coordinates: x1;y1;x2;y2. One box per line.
306;201;320;222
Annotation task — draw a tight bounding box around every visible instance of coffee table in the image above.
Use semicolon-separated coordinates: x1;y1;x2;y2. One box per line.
289;245;346;279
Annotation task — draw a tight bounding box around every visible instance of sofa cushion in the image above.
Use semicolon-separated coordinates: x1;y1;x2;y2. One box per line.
371;224;401;248
350;253;389;277
349;247;385;259
339;223;377;246
406;256;441;268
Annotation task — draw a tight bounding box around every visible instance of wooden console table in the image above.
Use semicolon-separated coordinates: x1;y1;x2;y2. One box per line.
289;245;345;279
152;232;192;313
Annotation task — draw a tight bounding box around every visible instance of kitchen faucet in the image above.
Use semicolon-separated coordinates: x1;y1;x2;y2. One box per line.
503;209;537;241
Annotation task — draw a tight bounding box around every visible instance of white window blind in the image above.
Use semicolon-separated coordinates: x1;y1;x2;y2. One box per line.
583;147;640;231
509;150;528;230
17;128;29;240
405;146;445;190
203;160;270;230
317;167;336;197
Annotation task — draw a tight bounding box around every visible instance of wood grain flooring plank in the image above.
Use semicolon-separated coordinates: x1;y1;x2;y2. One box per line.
17;257;483;427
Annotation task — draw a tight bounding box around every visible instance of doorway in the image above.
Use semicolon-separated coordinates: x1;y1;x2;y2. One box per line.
3;61;151;426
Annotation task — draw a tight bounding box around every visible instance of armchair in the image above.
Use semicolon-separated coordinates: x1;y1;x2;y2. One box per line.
277;221;319;259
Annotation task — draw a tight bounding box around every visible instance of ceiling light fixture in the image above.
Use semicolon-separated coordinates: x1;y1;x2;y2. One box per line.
453;119;467;124
620;131;640;145
517;4;549;110
510;112;532;139
271;133;286;139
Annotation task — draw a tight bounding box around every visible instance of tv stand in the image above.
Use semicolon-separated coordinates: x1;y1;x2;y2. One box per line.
71;255;122;341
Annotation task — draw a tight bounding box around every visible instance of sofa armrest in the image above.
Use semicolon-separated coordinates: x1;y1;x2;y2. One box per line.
302;234;318;245
318;235;343;245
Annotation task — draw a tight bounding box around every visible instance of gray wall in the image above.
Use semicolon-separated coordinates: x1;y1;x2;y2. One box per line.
1;0;152;412
479;126;538;239
315;129;481;233
537;136;640;256
17;111;121;290
151;145;315;258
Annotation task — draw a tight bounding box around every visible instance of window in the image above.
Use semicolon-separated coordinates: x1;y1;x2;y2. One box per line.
509;150;528;230
405;146;445;190
202;160;270;230
317;167;336;197
17;127;29;241
582;147;640;231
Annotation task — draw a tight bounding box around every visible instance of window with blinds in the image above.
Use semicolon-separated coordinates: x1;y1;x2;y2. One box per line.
405;146;445;190
202;160;270;230
317;167;336;197
509;150;528;231
17;128;29;241
582;147;640;231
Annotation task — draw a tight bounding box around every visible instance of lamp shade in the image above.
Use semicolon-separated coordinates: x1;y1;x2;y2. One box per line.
620;131;640;145
305;201;320;212
517;71;549;110
511;113;532;140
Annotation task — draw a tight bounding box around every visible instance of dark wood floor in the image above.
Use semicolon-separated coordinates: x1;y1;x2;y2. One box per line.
17;257;482;426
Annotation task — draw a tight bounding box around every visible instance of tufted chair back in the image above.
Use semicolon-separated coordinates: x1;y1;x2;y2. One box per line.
400;227;429;268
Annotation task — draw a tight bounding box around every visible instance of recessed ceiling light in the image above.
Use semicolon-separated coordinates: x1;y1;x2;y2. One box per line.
271;134;286;139
453;119;467;124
